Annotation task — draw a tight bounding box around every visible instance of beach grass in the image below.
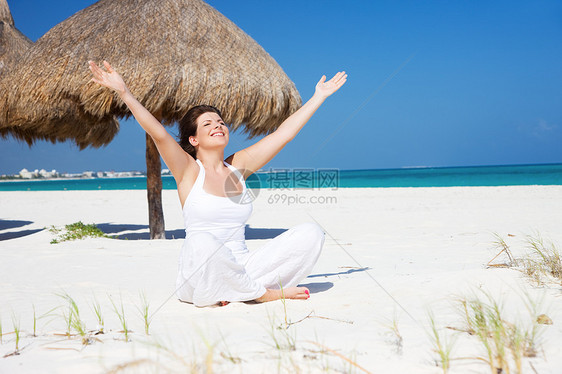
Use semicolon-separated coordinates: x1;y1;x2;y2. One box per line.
138;332;223;373
307;341;371;374
141;336;189;370
32;304;36;337
105;358;162;374
110;295;130;342
12;313;21;353
49;221;109;244
279;282;289;330
91;296;104;334
69;304;89;345
56;292;75;338
198;331;217;373
62;304;73;338
57;292;91;344
487;232;516;267
521;257;543;286
382;311;403;355
489;232;562;286
427;311;455;373
456;289;543;374
218;331;242;364
266;310;296;352
33;304;58;339
136;291;152;335
523;233;562;283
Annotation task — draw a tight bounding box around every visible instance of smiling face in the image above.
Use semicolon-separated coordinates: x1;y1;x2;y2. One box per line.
189;111;229;151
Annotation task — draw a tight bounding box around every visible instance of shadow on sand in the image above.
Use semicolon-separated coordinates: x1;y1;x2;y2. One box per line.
0;219;43;241
297;268;370;294
96;223;184;240
95;223;287;241
0;219;33;230
0;228;44;241
298;281;334;294
307;267;371;278
245;226;287;240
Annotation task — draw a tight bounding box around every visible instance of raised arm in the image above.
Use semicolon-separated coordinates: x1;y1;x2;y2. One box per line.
228;71;347;175
88;61;195;182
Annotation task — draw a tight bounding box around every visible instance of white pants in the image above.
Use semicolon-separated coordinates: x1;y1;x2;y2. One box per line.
175;222;325;307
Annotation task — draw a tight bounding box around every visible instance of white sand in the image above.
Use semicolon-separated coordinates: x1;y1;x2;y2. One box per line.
1;186;561;373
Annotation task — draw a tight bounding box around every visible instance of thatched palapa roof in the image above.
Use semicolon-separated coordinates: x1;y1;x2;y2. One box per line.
0;0;113;148
0;0;301;148
0;0;32;74
0;0;34;144
0;0;31;73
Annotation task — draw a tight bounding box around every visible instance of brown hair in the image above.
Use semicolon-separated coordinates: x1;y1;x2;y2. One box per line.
178;105;223;159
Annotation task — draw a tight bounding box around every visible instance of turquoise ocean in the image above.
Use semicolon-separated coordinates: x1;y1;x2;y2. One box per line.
1;163;561;191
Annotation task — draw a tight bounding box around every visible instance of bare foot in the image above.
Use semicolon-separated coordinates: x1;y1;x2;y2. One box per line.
255;287;310;303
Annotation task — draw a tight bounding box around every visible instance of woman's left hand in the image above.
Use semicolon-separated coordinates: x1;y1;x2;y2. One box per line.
314;71;347;99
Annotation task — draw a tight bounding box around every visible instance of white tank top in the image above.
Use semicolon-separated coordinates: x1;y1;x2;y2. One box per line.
182;159;253;255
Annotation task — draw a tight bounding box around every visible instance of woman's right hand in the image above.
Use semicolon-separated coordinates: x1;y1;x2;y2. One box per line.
88;60;128;95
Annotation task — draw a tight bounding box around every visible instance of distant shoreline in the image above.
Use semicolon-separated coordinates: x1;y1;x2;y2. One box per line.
2;161;561;180
1;163;561;191
0;175;149;183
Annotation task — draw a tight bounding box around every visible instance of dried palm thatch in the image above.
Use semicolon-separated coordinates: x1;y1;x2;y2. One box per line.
0;0;33;141
0;0;33;143
0;0;9;23
0;0;301;148
0;0;118;147
0;0;32;74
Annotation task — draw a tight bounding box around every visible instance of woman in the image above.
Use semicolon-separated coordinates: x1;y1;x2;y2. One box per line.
89;61;347;306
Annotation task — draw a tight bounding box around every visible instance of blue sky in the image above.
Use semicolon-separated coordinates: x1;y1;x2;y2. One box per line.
2;0;561;174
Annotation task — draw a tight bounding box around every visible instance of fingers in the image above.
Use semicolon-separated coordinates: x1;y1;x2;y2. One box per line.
331;71;347;84
88;60;119;89
103;60;114;73
329;71;347;90
87;60;114;76
319;71;347;89
315;70;347;98
337;73;347;88
88;60;106;80
88;60;100;74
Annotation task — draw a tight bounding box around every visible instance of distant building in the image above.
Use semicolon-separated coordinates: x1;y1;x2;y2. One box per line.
19;168;33;179
39;169;58;178
162;168;171;175
61;172;82;179
18;168;59;179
